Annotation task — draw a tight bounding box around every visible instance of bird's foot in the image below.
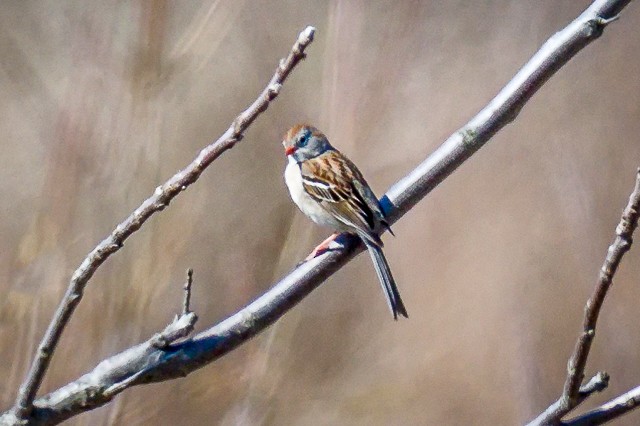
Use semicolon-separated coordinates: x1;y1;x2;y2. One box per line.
305;232;340;261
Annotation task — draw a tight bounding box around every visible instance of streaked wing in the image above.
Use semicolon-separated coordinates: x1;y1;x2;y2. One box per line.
300;151;376;233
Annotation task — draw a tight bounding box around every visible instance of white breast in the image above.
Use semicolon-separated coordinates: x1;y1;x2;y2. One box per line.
284;156;342;229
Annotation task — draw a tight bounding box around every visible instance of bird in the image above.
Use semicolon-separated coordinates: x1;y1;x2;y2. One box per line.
282;124;408;319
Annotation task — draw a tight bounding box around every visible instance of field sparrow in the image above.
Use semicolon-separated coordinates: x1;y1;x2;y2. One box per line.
283;124;408;319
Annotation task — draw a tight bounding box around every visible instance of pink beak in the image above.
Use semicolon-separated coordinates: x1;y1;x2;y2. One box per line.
285;146;296;156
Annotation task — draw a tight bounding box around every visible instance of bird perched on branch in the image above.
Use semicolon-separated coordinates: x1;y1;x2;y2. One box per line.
282;124;408;319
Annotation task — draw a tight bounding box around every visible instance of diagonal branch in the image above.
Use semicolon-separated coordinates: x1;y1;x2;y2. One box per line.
8;26;316;422
528;169;640;425
0;1;632;424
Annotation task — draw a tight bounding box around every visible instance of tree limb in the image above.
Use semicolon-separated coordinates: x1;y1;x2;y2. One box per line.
7;25;316;423
528;169;640;425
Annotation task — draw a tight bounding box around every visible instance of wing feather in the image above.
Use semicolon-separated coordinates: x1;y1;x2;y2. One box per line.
300;151;380;241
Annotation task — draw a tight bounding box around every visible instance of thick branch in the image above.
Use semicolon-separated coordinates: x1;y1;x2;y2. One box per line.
8;26;316;422
0;1;631;424
528;169;640;425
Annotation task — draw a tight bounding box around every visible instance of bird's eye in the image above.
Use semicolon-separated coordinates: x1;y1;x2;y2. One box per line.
298;131;311;147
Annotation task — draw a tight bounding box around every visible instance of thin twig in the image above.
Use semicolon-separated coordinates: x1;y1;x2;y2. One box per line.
528;169;640;425
151;270;198;349
0;1;631;424
183;269;194;316
9;26;316;422
563;384;640;425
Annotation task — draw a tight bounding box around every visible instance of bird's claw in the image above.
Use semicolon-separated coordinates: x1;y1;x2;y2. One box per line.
300;232;340;264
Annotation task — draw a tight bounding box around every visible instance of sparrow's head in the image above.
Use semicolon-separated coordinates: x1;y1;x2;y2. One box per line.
283;124;333;162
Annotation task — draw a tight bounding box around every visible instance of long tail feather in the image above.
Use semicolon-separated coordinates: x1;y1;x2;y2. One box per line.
364;241;408;320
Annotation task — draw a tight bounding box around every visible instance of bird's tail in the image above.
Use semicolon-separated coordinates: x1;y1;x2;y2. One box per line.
364;241;408;320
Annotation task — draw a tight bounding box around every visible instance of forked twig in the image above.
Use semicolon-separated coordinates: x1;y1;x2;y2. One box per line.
529;169;640;425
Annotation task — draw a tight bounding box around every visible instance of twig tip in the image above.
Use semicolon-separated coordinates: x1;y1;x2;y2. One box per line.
300;26;316;43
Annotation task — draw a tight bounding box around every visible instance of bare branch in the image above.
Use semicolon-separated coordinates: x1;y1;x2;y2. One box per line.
381;0;629;222
563;385;640;425
0;1;633;424
8;26;316;422
528;169;640;425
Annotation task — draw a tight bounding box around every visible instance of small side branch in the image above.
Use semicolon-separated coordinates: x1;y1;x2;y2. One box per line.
183;268;194;316
9;26;315;422
528;169;640;425
578;372;609;399
151;270;198;349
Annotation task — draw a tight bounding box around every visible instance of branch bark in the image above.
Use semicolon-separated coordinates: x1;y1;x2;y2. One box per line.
7;25;316;424
528;169;640;426
1;0;634;424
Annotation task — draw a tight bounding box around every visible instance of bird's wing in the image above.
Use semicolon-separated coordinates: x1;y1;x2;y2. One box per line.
300;150;382;244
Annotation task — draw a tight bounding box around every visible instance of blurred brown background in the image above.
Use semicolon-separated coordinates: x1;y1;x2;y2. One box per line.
1;1;639;425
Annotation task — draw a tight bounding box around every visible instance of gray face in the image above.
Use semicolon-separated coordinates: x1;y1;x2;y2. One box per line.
285;126;334;162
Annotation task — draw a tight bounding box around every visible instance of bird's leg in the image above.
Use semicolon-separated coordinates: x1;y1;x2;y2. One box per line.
305;232;340;261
